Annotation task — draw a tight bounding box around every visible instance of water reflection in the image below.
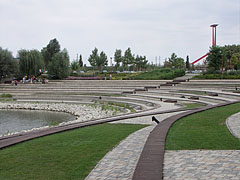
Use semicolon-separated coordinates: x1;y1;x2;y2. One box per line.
0;109;75;135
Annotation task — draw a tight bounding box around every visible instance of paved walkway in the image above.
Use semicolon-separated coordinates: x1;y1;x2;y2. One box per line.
85;112;181;180
86;104;240;180
164;150;240;180
226;112;240;139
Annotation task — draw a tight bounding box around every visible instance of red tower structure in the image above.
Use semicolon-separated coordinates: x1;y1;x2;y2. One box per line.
211;24;218;46
191;24;218;65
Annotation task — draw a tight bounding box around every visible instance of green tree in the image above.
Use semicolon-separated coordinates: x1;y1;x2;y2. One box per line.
207;46;225;71
114;49;122;68
98;51;108;70
88;48;108;70
71;60;80;71
123;48;134;70
164;53;185;69
48;49;70;79
0;47;18;80
88;48;99;68
41;38;61;69
135;55;148;71
222;45;240;70
18;49;44;76
174;57;185;69
231;53;240;70
168;53;177;67
186;55;190;70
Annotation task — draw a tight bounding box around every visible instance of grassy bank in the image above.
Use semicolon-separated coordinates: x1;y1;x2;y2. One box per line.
0;123;147;180
166;102;240;150
182;102;206;109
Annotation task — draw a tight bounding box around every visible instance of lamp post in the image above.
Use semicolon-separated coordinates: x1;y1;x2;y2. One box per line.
110;57;112;80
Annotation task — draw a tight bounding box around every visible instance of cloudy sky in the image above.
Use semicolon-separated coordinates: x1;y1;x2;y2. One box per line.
0;0;239;65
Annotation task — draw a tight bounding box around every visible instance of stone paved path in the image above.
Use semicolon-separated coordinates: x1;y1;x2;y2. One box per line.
164;150;240;180
226;112;240;139
85;110;181;180
86;111;240;180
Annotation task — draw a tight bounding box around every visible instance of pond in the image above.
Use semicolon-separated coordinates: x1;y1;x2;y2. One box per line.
0;109;76;135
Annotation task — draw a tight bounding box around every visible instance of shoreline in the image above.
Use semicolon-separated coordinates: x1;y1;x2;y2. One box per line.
0;102;120;137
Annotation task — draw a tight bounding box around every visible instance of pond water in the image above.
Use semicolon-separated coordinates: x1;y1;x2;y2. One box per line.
0;109;76;135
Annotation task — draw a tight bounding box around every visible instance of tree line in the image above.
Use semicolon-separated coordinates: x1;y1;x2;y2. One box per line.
0;38;70;80
207;45;240;71
70;47;148;72
1;38;239;81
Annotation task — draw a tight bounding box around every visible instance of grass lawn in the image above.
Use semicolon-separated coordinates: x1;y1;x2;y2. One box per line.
182;102;206;109
166;102;240;150
0;123;147;180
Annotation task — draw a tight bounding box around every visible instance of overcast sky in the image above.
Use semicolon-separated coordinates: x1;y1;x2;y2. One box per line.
0;0;239;65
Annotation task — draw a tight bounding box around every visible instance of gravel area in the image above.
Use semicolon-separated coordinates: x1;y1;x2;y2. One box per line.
0;102;120;137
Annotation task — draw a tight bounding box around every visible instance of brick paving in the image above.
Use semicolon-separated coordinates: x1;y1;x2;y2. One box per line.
164;150;240;180
85;111;181;180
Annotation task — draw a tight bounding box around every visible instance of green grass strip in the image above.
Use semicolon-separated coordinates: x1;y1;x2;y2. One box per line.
166;102;240;150
182;103;206;109
0;123;147;180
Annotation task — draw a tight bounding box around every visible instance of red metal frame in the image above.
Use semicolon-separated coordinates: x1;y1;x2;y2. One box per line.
191;24;218;65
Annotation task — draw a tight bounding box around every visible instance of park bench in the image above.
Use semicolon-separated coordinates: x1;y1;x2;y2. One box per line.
164;99;177;103
122;91;135;94
189;96;199;100
144;86;158;91
208;92;218;96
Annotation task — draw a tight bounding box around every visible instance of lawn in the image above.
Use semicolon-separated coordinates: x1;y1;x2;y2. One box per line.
166;102;240;150
0;123;147;180
182;102;206;109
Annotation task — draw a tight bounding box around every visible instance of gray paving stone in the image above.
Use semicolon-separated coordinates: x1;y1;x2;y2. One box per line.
164;150;240;179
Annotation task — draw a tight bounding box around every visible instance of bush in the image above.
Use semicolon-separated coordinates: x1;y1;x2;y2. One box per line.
0;93;13;98
193;70;240;79
133;68;185;80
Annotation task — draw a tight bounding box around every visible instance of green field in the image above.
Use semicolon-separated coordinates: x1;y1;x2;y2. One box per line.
166;102;240;150
0;123;147;180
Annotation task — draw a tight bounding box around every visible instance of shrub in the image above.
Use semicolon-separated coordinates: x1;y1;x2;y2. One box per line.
0;93;13;98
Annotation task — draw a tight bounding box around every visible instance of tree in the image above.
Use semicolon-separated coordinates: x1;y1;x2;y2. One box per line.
114;49;122;68
123;48;134;70
0;47;18;80
98;51;108;70
135;55;148;71
48;49;70;79
88;48;108;70
207;46;225;71
18;49;44;76
41;38;61;68
231;53;240;70
88;48;99;67
222;45;240;70
168;53;177;67
164;53;185;69
186;55;190;70
174;57;185;69
79;54;83;67
71;60;79;71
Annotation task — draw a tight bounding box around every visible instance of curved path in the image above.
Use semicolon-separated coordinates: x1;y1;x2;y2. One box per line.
226;112;240;139
132;101;240;180
1;79;240;180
